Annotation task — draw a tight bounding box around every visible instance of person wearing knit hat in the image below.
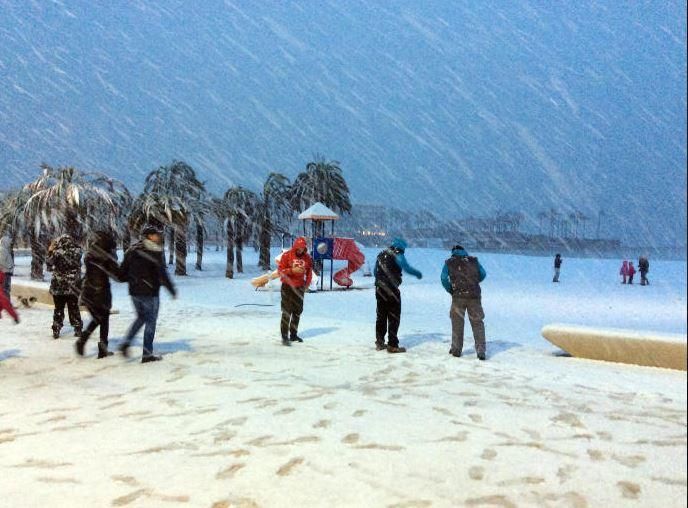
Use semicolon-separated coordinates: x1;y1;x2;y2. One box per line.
373;237;423;353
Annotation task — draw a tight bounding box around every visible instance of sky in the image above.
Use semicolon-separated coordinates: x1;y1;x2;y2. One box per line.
0;0;686;246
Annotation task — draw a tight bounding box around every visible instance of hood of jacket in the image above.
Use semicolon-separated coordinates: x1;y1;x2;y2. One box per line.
391;238;408;252
450;247;469;257
293;237;308;251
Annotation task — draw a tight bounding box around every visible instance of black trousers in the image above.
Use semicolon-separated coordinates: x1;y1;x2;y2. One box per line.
376;286;401;347
281;285;305;338
83;304;110;343
52;294;82;331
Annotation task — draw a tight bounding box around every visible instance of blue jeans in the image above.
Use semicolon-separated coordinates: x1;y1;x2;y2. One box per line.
2;273;10;298
125;296;160;356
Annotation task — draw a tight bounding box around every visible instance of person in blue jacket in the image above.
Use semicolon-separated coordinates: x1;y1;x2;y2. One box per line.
374;238;423;353
441;244;487;360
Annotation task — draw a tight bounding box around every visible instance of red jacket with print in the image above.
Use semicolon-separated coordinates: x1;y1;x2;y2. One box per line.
278;237;313;288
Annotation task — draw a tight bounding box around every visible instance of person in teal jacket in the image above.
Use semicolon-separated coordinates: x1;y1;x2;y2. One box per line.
441;245;487;360
374;237;423;353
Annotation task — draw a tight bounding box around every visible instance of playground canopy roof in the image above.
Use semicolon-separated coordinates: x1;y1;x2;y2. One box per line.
298;202;339;221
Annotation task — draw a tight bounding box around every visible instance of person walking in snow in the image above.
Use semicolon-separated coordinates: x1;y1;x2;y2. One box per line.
75;231;123;359
374;237;423;353
47;234;83;339
552;253;562;282
119;226;176;363
441;245;487;360
619;260;629;284
638;256;650;286
627;261;636;284
277;237;313;346
0;232;14;298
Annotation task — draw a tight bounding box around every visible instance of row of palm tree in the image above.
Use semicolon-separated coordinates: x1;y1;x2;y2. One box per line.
0;156;352;281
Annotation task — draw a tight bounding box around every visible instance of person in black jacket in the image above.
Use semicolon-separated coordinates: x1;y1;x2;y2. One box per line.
75;231;122;358
118;226;176;363
552;253;562;283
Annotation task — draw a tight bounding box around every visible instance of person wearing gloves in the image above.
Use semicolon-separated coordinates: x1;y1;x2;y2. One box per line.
374;237;423;353
277;237;313;346
441;244;487;360
119;226;176;363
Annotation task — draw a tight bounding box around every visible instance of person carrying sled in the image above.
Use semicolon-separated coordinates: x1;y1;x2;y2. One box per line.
75;231;123;359
638;256;650;286
619;260;629;284
627;261;636;284
119;226;176;363
277;237;313;346
47;234;83;338
374;238;423;353
553;253;562;283
441;244;487;360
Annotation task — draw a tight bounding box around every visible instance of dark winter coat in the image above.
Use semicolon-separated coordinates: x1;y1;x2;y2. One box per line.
47;235;83;297
80;232;122;310
120;240;176;298
441;247;486;298
554;255;562;269
374;238;423;290
638;257;649;273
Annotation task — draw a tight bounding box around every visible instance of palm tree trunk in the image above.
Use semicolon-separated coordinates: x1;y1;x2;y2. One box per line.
225;219;234;279
259;216;271;270
29;229;46;280
168;227;175;266
122;227;131;251
195;224;203;271
175;220;187;276
236;237;243;273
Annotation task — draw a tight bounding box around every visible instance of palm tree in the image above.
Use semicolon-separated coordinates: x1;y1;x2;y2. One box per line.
132;160;207;276
222;186;258;278
19;165;130;279
256;173;292;270
290;156;352;217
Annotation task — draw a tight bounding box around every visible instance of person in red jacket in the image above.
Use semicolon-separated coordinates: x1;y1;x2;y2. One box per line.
278;237;313;346
627;261;636;284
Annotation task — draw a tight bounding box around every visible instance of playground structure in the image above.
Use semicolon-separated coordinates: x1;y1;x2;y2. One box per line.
251;202;365;291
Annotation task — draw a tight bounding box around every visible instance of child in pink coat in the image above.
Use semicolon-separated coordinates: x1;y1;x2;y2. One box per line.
619;260;629;284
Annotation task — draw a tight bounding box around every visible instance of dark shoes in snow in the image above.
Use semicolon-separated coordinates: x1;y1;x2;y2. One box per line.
75;338;86;356
281;336;291;347
375;342;387;351
449;349;461;358
119;341;131;358
97;342;113;359
141;355;162;363
289;336;304;343
387;346;406;354
477;353;486;361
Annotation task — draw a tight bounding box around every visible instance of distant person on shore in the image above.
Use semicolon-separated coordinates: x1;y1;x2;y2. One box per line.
0;232;14;298
627;261;636;284
619;260;629;284
441;244;487;360
119;226;176;363
374;237;423;353
553;253;562;283
638;256;650;286
47;234;83;339
75;231;123;359
277;236;313;346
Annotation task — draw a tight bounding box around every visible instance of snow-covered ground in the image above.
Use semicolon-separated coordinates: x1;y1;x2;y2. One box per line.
1;248;686;507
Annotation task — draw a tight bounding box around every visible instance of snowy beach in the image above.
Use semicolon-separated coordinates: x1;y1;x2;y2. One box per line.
0;248;686;507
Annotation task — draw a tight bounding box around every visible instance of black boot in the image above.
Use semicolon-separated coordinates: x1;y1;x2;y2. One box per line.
289;335;304;343
376;342;386;351
387;345;407;353
118;341;131;358
75;337;87;356
52;325;61;339
97;342;113;359
141;354;162;363
281;335;291;347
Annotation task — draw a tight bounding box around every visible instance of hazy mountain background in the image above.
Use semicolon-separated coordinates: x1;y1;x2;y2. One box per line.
0;0;685;246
